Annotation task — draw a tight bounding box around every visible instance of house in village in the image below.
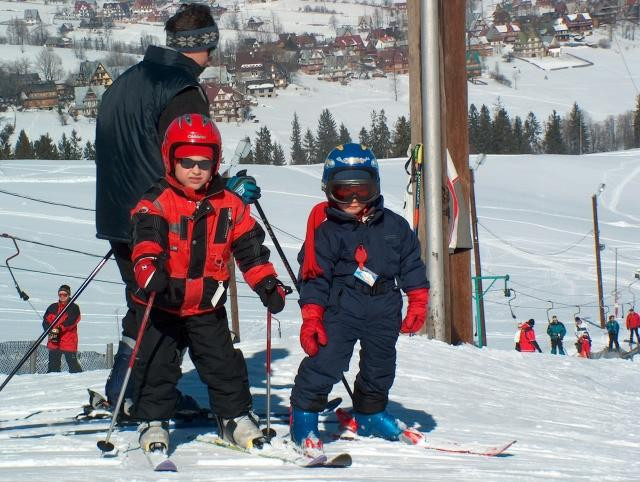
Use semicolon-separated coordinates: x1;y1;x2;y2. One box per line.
0;73;40;105
468;36;493;57
76;61;113;87
71;85;107;117
102;2;131;21
131;0;154;18
246;17;264;31
552;19;571;41
74;0;96;18
376;47;409;74
244;79;275;98
299;49;325;75
201;64;233;85
20;81;59;110
24;9;41;25
513;31;545;58
334;34;366;54
45;36;73;48
235;51;267;86
201;82;248;123
486;23;521;44
562;13;593;34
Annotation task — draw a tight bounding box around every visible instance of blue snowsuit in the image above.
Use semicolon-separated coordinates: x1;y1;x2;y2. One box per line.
290;197;429;414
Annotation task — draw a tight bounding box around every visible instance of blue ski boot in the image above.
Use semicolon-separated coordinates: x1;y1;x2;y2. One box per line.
290;407;324;457
353;410;404;441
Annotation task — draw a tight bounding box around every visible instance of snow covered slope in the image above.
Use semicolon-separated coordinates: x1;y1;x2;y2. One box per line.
0;152;639;479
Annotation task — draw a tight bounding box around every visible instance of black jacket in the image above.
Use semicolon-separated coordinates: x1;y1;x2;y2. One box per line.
95;46;209;242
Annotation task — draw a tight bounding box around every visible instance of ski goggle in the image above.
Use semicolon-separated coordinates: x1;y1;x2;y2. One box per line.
177;158;213;171
327;181;379;204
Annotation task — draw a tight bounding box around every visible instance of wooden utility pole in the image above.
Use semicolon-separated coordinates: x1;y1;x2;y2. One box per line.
592;194;606;328
407;0;472;343
442;0;473;344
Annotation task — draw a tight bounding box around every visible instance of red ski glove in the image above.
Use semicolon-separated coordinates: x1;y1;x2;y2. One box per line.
300;304;328;357
133;256;168;293
401;288;429;334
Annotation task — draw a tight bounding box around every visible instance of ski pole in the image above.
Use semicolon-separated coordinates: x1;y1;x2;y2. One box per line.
263;309;275;441
0;249;113;394
253;200;355;402
98;291;156;453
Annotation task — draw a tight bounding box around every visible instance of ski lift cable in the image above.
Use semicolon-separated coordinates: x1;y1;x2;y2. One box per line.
478;221;593;256
0;188;95;212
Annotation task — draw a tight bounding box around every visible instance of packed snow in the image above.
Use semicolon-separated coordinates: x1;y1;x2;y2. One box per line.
0;153;638;480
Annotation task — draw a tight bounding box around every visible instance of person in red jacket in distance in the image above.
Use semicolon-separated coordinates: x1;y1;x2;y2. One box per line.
42;284;82;373
516;319;542;353
625;307;640;345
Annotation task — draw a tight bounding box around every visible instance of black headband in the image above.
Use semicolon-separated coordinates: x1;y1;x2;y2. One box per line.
166;24;219;53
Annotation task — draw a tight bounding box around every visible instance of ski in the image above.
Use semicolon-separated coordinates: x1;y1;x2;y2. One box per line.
144;448;178;472
335;409;515;457
196;434;350;468
10;426;114;439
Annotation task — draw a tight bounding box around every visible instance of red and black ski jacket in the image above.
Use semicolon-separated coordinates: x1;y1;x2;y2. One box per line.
42;301;81;352
130;175;277;316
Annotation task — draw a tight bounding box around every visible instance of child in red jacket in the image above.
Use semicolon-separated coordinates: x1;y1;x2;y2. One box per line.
516;319;542;353
129;114;288;455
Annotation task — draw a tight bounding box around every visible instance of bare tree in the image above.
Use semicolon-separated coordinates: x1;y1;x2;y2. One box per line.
6;18;28;45
35;47;64;81
329;14;339;33
271;11;283;34
8;58;31;76
30;23;48;46
140;33;158;53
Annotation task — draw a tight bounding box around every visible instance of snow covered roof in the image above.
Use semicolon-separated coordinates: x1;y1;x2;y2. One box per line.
246;82;275;90
495;25;508;33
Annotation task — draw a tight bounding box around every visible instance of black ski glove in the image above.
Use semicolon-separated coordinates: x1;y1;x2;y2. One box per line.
255;276;290;314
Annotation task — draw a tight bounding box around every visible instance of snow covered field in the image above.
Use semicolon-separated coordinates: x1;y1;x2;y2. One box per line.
0;152;639;479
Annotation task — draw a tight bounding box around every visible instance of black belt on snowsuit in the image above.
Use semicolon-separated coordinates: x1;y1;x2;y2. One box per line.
344;276;395;296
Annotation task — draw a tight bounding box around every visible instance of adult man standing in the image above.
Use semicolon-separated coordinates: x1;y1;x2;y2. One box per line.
625;307;640;345
546;315;566;355
43;285;82;373
95;4;258;408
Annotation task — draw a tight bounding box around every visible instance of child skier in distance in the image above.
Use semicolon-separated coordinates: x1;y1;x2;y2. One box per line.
289;143;430;456
574;317;591;358
129;114;288;454
517;319;543;353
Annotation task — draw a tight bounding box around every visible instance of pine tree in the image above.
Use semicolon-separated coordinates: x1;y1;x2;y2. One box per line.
253;126;273;165
512;116;528;154
272;141;286;166
14;129;34;159
633;95;640;148
70;129;82;159
543;110;567;154
566;102;590;155
359;126;369;146
83;140;95;160
290;112;306;165
315;108;339;163
338;123;351;145
468;104;480;154
0;125;14;160
58;132;72;160
34;133;59;160
491;104;513;154
302;128;316;164
390;115;411;158
524;112;541;153
368;110;391;158
476;104;493;153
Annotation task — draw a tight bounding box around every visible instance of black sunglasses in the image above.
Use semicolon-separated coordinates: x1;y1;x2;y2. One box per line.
177;158;213;170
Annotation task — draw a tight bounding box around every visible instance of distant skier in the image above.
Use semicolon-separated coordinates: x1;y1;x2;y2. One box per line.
129;114;288;455
517;319;542;353
625;307;640;345
546;315;566;355
42;284;82;373
574;317;591;358
289;143;429;457
606;315;620;352
94;4;260;411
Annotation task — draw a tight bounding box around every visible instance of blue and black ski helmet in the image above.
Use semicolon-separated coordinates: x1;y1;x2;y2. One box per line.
321;144;380;203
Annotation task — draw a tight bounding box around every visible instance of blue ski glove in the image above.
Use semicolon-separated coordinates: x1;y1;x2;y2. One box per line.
226;169;261;204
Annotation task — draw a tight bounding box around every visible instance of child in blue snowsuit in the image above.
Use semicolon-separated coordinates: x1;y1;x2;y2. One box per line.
289;143;430;455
